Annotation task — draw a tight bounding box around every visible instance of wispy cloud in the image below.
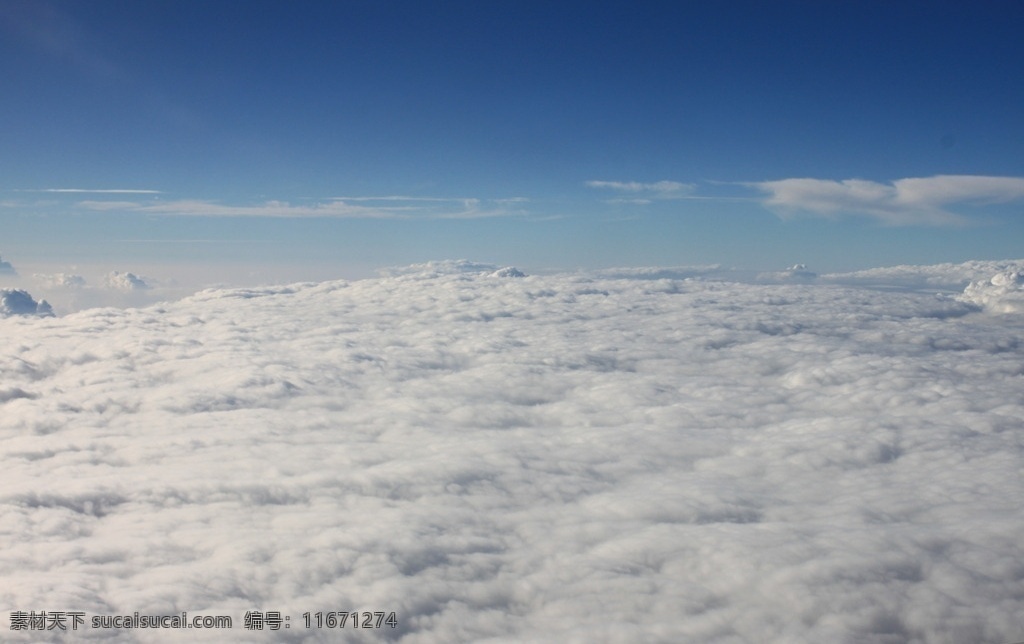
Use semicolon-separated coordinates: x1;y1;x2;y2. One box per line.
112;239;272;244
40;188;164;194
586;180;696;204
75;196;526;219
78;199;390;218
329;196;530;219
750;175;1024;226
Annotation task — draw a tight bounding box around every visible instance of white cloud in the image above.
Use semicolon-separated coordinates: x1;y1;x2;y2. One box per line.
757;263;819;283
41;188;164;194
104;271;150;292
33;272;86;289
491;266;526;278
586;180;696;202
28;270;188;314
821;259;1024;292
0;289;52;317
77;199;387;218
76;196;525;219
73;200;143;211
379;259;526;278
752;175;1024;226
960;270;1024;313
1;260;1023;642
0;254;16;276
587;180;693;193
589;264;724;281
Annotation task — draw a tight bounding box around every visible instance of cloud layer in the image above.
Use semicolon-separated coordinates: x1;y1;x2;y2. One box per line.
2;261;1023;642
752;175;1024;225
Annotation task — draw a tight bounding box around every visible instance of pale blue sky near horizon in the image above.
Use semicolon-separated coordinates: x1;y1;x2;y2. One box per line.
2;0;1023;283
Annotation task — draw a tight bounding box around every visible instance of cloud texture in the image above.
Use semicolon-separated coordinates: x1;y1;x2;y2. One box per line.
26;270;179;314
2;261;1024;642
960;270;1024;313
753;175;1024;225
75;196;522;220
586;180;695;204
0;289;52;317
104;271;150;292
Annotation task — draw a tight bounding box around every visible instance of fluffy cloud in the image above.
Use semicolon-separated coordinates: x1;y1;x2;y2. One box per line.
104;271;150;292
0;254;17;276
752;175;1024;226
0;289;53;317
1;261;1023;642
28;270;192;314
960;270;1024;313
490;266;525;278
33;273;86;289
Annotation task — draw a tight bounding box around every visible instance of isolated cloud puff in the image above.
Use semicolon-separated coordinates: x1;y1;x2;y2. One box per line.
0;254;17;276
753;175;1024;226
490;266;526;278
757;263;819;283
0;289;53;317
28;271;194;315
33;273;87;289
104;271;150;291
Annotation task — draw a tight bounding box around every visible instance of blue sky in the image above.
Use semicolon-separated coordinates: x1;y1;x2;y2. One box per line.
2;1;1023;282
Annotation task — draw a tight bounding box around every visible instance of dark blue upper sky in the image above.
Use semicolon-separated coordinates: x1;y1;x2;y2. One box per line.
2;1;1023;278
